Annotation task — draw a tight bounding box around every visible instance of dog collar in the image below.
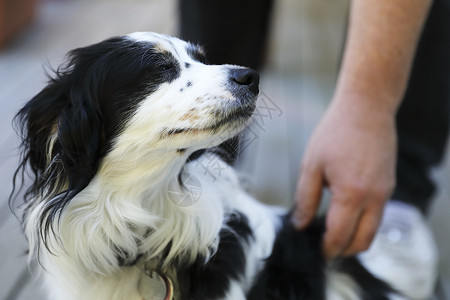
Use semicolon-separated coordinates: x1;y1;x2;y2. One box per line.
137;265;173;300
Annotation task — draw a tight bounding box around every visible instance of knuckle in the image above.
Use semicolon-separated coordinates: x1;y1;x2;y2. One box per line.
335;179;395;206
335;183;367;205
371;183;394;203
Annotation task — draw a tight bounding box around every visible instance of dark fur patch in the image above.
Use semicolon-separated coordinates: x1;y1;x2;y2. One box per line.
248;215;326;300
187;135;242;166
177;148;187;154
186;44;208;64
178;211;253;299
248;215;396;300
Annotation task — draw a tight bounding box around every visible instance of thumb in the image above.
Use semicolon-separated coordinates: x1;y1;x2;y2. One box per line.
292;164;323;230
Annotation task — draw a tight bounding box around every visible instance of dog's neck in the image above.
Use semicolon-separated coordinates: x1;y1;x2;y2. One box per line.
97;148;185;195
57;149;235;274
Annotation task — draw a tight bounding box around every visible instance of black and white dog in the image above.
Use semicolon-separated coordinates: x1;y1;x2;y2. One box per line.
12;32;400;300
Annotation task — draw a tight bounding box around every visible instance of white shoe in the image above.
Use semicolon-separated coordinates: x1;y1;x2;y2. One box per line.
358;201;438;300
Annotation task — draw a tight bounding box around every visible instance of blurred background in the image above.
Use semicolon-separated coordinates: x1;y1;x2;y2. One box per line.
0;0;448;299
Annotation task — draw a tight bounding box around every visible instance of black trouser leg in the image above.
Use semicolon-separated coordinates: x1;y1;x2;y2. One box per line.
393;0;450;214
179;0;274;70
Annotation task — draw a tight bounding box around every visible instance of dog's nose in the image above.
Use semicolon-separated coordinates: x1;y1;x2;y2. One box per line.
229;68;259;95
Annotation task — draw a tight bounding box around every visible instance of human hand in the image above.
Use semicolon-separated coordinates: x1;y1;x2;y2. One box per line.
292;97;397;260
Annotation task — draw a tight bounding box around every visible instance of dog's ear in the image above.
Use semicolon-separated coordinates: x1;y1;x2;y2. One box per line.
57;80;104;193
13;75;73;206
15;80;68;178
12;50;108;214
12;36;162;219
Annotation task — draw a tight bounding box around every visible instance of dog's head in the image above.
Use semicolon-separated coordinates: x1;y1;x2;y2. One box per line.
13;32;259;218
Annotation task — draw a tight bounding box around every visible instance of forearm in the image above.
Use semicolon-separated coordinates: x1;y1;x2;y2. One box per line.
334;0;432;115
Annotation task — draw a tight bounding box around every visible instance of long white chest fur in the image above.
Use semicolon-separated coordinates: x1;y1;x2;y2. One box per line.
28;155;282;300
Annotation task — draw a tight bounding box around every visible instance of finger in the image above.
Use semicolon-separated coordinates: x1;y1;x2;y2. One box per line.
341;201;384;256
292;163;324;230
322;195;363;260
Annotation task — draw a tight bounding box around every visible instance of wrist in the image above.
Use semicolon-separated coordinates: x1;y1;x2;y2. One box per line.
332;88;400;119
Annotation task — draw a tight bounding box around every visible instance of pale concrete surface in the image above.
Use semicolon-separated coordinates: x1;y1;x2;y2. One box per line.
0;0;448;299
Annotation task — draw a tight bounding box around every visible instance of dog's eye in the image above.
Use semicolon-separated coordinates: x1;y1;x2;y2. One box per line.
157;63;173;72
140;61;179;84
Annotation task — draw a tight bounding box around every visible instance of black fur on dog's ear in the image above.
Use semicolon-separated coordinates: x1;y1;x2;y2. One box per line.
11;36;177;239
13;79;68;200
11;59;107;238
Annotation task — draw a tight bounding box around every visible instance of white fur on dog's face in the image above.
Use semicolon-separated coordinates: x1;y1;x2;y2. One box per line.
119;32;258;152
